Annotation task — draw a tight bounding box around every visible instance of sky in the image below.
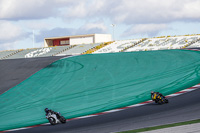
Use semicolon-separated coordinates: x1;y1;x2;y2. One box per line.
0;0;200;51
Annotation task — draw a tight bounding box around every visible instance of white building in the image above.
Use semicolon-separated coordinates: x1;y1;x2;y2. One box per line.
44;34;112;47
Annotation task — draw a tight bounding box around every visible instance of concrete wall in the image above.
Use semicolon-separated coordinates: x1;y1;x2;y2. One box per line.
94;34;112;43
70;36;94;45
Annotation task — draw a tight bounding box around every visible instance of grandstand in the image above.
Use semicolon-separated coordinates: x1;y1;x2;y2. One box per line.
93;39;143;53
125;35;200;52
1;34;200;60
0;50;20;59
56;43;101;56
186;39;200;48
2;45;74;59
5;48;53;59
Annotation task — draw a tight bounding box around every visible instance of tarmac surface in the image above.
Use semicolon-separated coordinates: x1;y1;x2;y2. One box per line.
13;87;200;133
0;56;66;95
1;55;200;133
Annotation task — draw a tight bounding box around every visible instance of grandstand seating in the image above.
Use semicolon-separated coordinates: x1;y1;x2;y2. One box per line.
56;43;100;56
0;50;19;60
6;48;46;59
93;39;142;53
24;48;53;58
1;35;200;60
38;45;73;57
3;45;73;59
125;35;200;52
185;38;200;48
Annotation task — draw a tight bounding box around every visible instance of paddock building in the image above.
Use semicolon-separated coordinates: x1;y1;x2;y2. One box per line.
44;34;112;47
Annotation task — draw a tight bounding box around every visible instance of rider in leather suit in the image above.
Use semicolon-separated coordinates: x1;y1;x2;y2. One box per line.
151;91;165;102
45;108;61;118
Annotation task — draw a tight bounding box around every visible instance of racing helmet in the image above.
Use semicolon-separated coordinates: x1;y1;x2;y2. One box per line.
45;108;49;112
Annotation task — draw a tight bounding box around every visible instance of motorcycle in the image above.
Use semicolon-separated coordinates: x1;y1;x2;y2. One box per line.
154;95;169;104
46;112;66;125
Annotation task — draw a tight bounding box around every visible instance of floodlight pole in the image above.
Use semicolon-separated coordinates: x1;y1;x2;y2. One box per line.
32;30;35;48
111;24;116;41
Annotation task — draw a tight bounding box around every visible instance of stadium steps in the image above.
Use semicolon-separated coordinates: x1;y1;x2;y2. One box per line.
0;50;20;60
52;45;77;56
185;38;200;48
120;38;147;52
80;43;102;54
6;48;42;59
82;42;114;54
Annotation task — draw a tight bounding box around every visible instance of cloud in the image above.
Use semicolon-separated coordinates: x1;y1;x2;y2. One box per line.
0;21;29;43
110;0;200;24
1;0;200;24
24;21;52;30
78;22;107;34
62;2;87;19
1;0;200;51
35;22;107;43
61;0;118;19
122;24;168;37
60;0;200;24
35;28;75;43
0;42;15;51
0;21;30;51
0;0;76;20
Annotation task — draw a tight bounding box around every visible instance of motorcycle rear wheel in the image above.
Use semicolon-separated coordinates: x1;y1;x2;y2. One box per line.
165;99;169;103
59;116;66;123
157;100;163;104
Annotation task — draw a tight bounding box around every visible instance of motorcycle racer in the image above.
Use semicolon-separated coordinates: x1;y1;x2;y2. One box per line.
151;91;165;103
45;108;66;125
45;108;61;119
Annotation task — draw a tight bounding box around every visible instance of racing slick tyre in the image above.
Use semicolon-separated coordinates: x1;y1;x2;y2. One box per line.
48;117;56;125
165;99;169;103
59;116;66;123
157;100;163;104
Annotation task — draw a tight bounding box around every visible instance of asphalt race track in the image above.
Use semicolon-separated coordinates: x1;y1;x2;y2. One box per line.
11;85;200;133
0;56;67;95
1;55;200;133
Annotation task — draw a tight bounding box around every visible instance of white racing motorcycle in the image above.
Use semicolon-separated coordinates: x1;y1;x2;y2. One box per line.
46;112;66;125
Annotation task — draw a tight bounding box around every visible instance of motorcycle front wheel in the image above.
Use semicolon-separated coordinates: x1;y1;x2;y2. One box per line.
48;117;56;125
165;99;169;103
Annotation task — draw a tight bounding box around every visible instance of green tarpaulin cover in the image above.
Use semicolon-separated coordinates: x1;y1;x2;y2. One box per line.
1;49;200;131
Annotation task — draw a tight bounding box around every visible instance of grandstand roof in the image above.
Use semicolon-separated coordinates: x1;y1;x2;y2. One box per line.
44;34;107;40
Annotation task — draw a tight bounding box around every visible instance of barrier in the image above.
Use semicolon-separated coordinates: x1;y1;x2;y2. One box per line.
1;49;200;131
